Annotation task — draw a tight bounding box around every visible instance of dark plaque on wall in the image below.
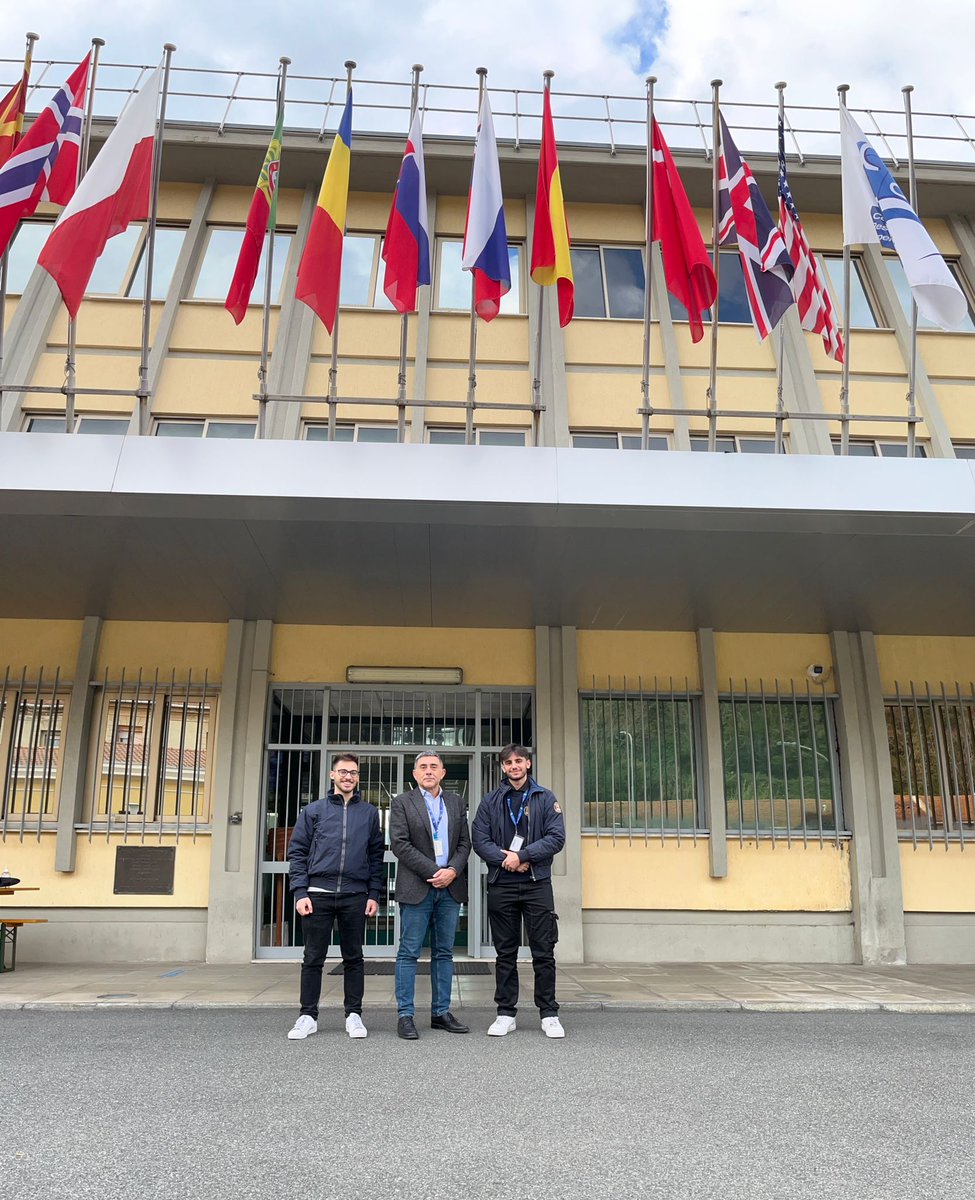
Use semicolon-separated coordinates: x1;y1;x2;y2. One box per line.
113;846;176;895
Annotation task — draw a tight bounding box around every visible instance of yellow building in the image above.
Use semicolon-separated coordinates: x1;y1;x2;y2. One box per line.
1;64;973;966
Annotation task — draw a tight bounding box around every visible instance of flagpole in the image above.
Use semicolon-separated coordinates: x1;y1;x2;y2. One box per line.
256;55;290;441
0;31;39;402
327;59;355;442
531;69;555;443
395;63;423;445
465;66;488;447
774;81;787;455
640;75;656;451
707;79;722;452
64;36;104;435
837;83;852;456
902;83;919;460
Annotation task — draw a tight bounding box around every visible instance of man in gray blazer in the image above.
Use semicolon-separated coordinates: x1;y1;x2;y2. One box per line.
389;750;472;1039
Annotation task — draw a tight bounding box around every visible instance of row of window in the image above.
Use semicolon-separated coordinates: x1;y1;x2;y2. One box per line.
7;220;975;331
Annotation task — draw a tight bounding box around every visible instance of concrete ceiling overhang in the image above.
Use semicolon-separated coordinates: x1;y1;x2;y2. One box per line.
1;436;973;634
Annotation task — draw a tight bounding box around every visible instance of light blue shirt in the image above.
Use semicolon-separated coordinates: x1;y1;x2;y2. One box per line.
421;787;449;868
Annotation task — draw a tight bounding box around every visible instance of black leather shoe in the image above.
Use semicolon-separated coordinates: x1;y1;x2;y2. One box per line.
397;1016;419;1040
431;1011;470;1034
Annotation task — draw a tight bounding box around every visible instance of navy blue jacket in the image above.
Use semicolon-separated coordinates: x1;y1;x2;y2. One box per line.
288;792;385;903
471;777;565;885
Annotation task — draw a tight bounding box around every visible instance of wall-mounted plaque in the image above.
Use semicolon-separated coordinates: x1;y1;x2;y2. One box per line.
113;846;176;895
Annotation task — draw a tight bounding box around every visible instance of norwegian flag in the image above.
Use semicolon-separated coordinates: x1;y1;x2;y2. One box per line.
778;115;844;362
717;114;793;339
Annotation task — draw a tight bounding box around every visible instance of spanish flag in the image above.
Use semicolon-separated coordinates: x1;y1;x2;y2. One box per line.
296;90;352;334
225;111;284;325
0;44;32;167
530;86;573;327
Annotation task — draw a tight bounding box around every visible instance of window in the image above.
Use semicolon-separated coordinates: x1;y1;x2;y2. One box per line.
338;234;395;309
571;432;669;451
720;693;841;838
668;250;751;326
882;256;975;332
155;420;256;439
822;256;880;328
570;246;646;319
25;415;130;435
689;435;782;454
0;680;66;829
581;689;699;834
953;444;975;460
830;439;927;458
192;227;292;303
86;224;185;299
429;428;527;446
5;221;52;294
435;240;523;314
305;424;399;443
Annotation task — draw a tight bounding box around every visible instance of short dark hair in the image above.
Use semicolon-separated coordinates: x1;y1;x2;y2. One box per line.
331;752;359;768
414;750;445;766
499;743;531;764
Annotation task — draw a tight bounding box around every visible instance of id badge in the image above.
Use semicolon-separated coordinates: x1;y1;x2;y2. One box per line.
432;835;446;860
508;834;525;852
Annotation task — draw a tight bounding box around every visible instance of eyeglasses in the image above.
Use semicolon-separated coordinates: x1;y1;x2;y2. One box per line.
334;769;359;777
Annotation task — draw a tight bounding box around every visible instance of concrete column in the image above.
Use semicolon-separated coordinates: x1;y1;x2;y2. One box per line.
0;268;62;432
830;630;907;964
54;617;102;872
534;625;583;962
649;243;691;451
408;191;435;442
771;308;833;456
526;194;570;449
206;618;273;963
696;628;728;878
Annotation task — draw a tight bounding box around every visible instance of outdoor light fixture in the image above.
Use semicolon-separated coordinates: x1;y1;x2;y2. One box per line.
345;666;464;685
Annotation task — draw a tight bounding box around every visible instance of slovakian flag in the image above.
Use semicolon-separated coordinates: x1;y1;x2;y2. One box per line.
461;89;510;322
777;114;843;362
381;107;430;313
296;90;352;334
0;54;91;260
225;111;283;325
718;114;794;340
840;104;967;330
38;66;162;318
651;119;716;343
530;87;573;326
0;46;32;167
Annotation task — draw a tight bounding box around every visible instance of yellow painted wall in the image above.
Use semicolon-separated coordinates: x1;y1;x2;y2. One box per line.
715;633;834;692
271;625;535;686
934;385;975;440
208;184;303;227
95;622;227;682
875;636;975;693
900;842;975;912
0;833;211;908
0;620;83;675
577;631;700;690
436;195;527;238
582;837;852;911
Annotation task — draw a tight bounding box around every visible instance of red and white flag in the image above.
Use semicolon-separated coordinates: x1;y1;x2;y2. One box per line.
38;67;162;317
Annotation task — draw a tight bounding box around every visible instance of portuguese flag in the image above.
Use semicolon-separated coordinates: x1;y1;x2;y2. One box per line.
225;112;284;324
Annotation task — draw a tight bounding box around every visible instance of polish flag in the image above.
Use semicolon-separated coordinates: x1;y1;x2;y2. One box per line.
39;67;162;318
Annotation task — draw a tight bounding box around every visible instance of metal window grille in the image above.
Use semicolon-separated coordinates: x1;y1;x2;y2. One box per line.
886;682;975;848
719;682;843;846
581;679;701;842
85;669;214;840
0;667;66;840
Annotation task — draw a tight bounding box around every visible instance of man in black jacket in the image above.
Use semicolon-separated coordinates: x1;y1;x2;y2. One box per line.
286;752;385;1041
471;743;567;1039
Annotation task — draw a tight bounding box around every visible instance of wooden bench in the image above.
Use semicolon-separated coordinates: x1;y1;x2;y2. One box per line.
0;919;48;973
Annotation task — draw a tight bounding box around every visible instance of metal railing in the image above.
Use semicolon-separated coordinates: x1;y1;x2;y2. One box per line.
0;667;66;840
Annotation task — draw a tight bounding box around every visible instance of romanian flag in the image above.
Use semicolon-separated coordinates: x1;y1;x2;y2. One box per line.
295;90;352;334
530;87;573;327
0;45;33;167
225;111;283;325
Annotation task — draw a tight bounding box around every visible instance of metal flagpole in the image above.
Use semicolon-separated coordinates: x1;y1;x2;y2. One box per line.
0;31;39;399
136;43;176;436
640;75;656;451
327;59;355;442
395;63;423;445
465;66;488;447
774;81;787;455
837;83;852;456
707;79;722;452
531;69;554;441
256;55;290;440
902;84;919;460
64;36;105;434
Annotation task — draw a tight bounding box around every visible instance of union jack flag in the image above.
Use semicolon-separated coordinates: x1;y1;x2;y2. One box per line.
778;115;844;362
718;114;794;339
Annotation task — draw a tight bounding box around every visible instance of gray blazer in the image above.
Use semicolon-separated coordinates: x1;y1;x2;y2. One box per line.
389;788;471;905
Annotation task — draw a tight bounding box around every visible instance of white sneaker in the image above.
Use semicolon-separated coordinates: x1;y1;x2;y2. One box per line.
287;1015;317;1040
345;1013;368;1039
541;1016;565;1039
487;1015;517;1036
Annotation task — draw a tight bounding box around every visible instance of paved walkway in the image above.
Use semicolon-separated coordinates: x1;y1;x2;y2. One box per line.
2;959;975;1012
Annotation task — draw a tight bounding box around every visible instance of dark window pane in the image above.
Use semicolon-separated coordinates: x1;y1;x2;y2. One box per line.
690;436;736;453
570;248;605;318
823;257;878;329
572;434;616;449
621;435;669;451
429;429;466;445
357;427;398;443
604;248;645;319
739;439;777;454
479;430;525;446
26;416;66;433
156;421;205;438
77;418;129;435
716;253;751;325
206;422;255;440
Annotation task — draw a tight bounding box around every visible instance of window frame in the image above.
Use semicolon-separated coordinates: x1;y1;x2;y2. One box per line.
153;419;257;440
433;237;525;315
571;432;670;451
569;243;648;321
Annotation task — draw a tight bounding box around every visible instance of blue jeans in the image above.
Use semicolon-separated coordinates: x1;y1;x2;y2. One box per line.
395;888;462;1017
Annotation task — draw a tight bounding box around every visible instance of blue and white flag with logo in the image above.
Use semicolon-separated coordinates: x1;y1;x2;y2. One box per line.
839;104;967;329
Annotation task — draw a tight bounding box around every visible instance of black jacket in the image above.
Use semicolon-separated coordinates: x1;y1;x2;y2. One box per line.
471;777;565;885
287;792;385;903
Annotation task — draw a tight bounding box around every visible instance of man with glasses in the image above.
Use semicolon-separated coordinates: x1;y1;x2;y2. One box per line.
287;753;385;1041
389;751;472;1039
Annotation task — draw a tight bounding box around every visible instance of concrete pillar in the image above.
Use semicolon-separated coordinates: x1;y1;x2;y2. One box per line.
649;242;692;451
408;191;435;442
206;618;273;963
54;617;103;872
534;625;583;962
526;194;570;449
830;630;907;964
771;308;833;456
696;628;728;878
0;267;62;432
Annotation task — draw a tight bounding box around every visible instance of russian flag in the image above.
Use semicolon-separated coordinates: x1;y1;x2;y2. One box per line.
38;66;161;318
461;90;510;322
381;108;430;313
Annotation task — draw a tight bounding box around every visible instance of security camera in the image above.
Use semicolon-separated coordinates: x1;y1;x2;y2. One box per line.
806;664;830;682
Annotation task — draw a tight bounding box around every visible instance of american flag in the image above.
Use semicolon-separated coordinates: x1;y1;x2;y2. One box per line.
718;114;794;340
778;114;844;362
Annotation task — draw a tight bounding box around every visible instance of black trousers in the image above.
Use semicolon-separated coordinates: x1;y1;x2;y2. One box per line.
298;892;367;1019
487;878;559;1019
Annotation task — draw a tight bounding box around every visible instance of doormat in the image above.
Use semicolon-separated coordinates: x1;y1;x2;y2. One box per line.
329;961;491;976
